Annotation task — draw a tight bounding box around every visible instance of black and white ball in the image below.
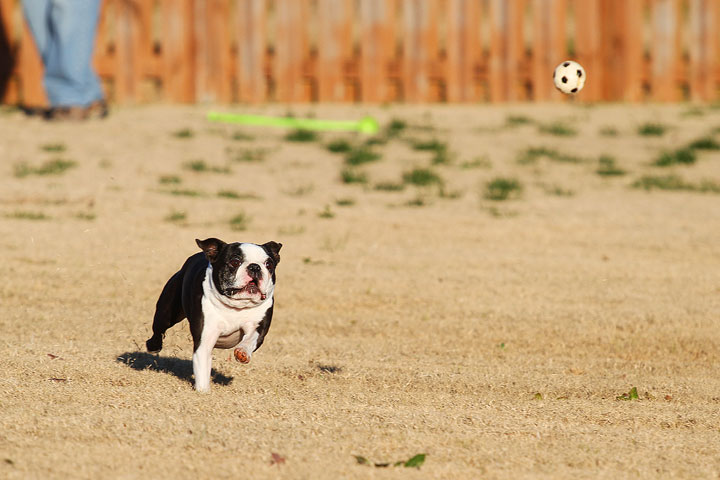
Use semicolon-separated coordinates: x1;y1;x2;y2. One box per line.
553;61;586;95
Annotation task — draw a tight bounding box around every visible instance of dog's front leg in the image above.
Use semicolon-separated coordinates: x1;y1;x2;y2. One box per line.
233;330;259;364
192;328;221;392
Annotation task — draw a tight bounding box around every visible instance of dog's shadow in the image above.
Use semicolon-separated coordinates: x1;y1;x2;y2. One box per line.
116;351;233;386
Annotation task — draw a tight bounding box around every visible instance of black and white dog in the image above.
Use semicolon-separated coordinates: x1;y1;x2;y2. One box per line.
146;238;281;392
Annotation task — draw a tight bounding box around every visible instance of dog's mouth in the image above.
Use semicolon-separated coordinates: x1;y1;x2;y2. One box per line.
226;280;265;300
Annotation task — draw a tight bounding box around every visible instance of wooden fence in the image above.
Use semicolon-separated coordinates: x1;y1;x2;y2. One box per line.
0;0;718;106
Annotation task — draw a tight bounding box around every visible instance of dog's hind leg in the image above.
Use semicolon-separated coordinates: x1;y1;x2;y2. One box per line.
146;271;185;352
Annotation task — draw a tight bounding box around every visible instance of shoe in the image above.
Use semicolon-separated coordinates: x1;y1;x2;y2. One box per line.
85;99;109;119
44;106;89;121
44;99;108;122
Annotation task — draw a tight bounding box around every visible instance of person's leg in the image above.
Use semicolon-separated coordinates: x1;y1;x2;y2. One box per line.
21;0;52;63
43;0;104;107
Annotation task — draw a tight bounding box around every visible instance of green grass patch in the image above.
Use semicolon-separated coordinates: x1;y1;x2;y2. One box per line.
616;387;639;401
402;168;442;187
354;453;426;469
14;159;76;178
484;177;523;201
632;175;720;193
231;131;254;141
159;175;182;185
542;184;575;196
74;212;96;221
283;184;314;197
408;138;452;164
6;210;49;220
164;210;187;223
384;118;407;138
411;138;446;152
687;136;720;151
505;115;534;126
217;189;261;200
318;205;335;218
166;188;203;197
227;147;268;163
335;198;355;207
517;147;583;165
340;168;368;184
374;182;405;192
326;138;353;153
599;126;619;137
654;148;696;167
596;155;626;176
284;129;318;142
183;159;230;173
345;146;381;166
637;123;667;137
40;143;66;153
363;136;387;147
538;122;577;137
229;211;251;231
172;128;194;139
460;156;492;169
405;196;430;207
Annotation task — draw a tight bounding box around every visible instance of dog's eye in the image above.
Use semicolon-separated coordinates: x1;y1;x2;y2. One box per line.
265;260;274;270
229;258;241;269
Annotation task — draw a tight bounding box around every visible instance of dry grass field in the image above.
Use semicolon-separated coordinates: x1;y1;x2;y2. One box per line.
1;102;719;479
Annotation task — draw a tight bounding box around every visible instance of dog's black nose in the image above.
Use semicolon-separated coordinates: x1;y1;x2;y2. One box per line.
247;263;261;278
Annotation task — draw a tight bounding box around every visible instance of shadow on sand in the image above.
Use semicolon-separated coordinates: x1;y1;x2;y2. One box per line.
116;351;233;387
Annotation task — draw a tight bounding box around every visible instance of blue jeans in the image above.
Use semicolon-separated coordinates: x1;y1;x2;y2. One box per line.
22;0;104;107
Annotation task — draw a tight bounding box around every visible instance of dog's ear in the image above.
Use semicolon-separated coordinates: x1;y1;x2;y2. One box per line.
262;241;282;265
196;238;226;263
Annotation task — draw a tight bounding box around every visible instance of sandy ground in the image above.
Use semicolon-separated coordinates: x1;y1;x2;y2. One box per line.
0;102;719;479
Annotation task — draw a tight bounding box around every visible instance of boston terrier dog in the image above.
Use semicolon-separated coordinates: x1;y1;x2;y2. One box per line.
146;238;281;392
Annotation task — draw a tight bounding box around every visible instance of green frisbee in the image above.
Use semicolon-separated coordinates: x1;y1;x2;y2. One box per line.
207;111;379;135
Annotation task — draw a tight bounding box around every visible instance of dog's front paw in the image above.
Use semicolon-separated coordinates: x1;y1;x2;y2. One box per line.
233;348;250;364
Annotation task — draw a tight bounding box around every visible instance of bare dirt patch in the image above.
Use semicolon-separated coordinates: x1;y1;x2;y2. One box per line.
1;103;719;478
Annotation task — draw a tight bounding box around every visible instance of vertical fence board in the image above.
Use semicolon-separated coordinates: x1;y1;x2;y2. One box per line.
532;0;566;101
689;0;715;101
193;0;233;102
618;0;643;101
237;0;266;103
446;0;479;102
651;0;680;101
574;0;602;101
488;0;506;102
161;0;194;102
402;0;432;101
360;0;392;102
317;0;351;102
274;0;309;102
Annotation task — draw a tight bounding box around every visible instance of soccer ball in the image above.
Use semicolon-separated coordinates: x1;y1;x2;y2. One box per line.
553;61;586;95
